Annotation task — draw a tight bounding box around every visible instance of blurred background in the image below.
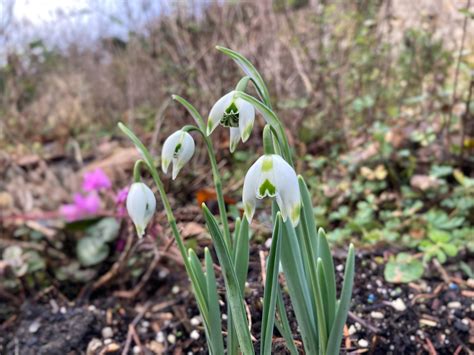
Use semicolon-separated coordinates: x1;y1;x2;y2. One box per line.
0;0;473;354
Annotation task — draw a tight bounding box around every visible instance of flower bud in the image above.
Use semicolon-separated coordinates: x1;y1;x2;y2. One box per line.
162;130;195;179
126;182;156;238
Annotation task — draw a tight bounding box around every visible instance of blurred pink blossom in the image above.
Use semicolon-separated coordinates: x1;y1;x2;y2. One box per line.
82;168;111;192
60;193;101;221
115;187;129;217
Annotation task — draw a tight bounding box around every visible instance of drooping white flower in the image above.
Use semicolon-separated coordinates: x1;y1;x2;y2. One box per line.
162;130;195;179
243;154;301;227
126;182;156;238
207;91;255;152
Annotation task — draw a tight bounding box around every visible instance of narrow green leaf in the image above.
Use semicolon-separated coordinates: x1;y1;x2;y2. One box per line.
202;204;255;355
298;176;318;254
260;214;283;355
275;286;298;355
327;244;355;355
172;94;206;132
315;259;328;353
280;219;318;354
189;249;208;301
317;228;337;331
205;248;225;355
234;216;250;294
216;46;271;106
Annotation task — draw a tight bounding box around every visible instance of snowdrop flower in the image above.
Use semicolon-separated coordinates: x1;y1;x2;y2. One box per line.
126;182;156;238
243;154;301;226
207;91;255;152
162;130;195;179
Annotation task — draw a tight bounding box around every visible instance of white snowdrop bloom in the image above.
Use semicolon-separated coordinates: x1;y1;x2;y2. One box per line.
207;90;255;152
161;130;195;179
126;182;156;238
243;154;301;226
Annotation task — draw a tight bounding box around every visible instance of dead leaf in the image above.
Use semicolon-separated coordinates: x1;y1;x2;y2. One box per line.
410;175;440;191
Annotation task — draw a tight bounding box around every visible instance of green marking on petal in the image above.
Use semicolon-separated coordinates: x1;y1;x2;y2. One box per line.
221;101;239;127
244;203;253;219
242;123;253;141
174;143;182;155
291;203;301;226
207;119;214;134
258;179;276;197
261;157;273;172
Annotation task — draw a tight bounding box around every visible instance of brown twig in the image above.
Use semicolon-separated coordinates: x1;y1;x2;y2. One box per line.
348;312;381;334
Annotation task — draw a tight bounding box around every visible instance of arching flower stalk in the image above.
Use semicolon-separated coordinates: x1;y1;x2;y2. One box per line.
207;91;255;152
162;130;195;179
243;154;301;227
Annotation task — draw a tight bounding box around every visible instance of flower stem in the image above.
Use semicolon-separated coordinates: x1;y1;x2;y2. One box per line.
182;124;232;249
133;160;145;182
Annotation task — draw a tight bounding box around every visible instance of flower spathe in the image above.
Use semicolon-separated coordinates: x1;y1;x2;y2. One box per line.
161;130;195;179
126;182;156;238
243;154;301;226
207;90;255;152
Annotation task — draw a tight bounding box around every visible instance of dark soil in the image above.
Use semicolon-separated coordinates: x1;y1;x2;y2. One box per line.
1;246;473;355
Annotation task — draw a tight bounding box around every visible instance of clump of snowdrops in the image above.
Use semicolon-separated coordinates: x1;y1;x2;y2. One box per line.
121;47;355;355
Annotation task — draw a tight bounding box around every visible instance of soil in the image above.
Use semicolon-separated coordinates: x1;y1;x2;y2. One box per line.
1;244;472;355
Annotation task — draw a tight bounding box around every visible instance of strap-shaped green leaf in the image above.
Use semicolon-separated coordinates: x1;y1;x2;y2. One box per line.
216;46;271;107
280;219;318;354
189;249;208;301
202;204;255;355
275;286;298;355
317;229;337;331
326;244;355;355
315;259;328;353
234;217;250;294
205;248;225;355
297;176;318;254
172;94;206;132
260;214;283;355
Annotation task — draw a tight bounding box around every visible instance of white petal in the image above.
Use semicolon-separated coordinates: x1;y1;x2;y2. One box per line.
242;157;262;224
207;91;235;135
236;98;255;142
162;131;182;174
172;131;195;179
126;182;156;238
272;155;300;226
229;127;240;153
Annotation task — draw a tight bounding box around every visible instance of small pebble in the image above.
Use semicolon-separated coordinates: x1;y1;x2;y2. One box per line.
28;319;41;333
367;294;376;303
358;339;369;348
172;286;180;294
448;283;459;291
264;238;272;249
167;334;176;344
348;325;357;335
454;319;469;332
141;320;150;328
390;287;402;297
86;338;103;354
190;316;201;326
190;330;200;340
370;311;384;319
159;269;169;279
102;327;114;339
447;301;461;309
222;314;228;321
156;331;165;343
60;307;67;314
355;322;362;330
133;345;141;354
391;298;407;312
104;339;112;345
336;264;344;272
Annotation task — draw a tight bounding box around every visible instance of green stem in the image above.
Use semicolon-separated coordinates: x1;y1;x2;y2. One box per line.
133;160;145;182
262;125;274;155
182;124;232;249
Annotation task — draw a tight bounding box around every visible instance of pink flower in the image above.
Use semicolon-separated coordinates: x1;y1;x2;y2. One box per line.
82;168;111;192
60;193;101;221
115;187;129;217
